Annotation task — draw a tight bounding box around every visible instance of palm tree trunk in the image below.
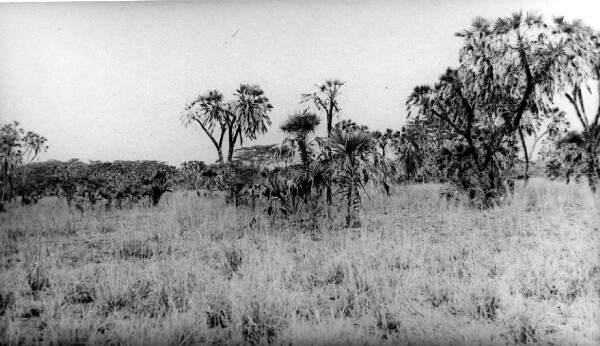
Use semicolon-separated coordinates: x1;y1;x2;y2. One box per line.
298;138;310;177
327;107;333;137
588;152;598;194
326;108;334;205
325;148;333;205
346;180;354;227
227;144;234;163
518;127;529;186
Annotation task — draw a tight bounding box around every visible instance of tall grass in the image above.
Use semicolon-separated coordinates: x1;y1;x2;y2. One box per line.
0;178;598;345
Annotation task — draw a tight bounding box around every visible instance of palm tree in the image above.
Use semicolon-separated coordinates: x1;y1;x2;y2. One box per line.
373;128;401;159
229;85;273;162
396;121;433;182
280;110;321;176
328;127;391;227
557;124;600;193
181;85;273;164
302;79;344;137
181;90;227;163
549;19;600;193
302;80;345;204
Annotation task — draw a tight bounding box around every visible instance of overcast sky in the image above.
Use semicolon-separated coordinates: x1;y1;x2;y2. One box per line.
1;0;599;166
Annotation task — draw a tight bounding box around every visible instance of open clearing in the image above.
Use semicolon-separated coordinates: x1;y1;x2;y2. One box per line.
1;179;599;345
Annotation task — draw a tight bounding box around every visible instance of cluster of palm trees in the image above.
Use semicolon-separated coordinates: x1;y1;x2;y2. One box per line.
275;106;393;227
402;13;600;205
531;17;600;193
180;12;599;220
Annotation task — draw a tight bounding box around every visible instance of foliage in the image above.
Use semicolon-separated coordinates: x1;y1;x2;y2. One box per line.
88;160;177;207
21;159;178;210
395;119;437;183
552;126;600;191
0;122;48;211
233;144;279;169
216;162;263;207
176;160;207;190
542;18;600;192
406;12;595;207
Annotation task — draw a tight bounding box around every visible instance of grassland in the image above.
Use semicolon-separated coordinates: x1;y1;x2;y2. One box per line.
0;179;599;345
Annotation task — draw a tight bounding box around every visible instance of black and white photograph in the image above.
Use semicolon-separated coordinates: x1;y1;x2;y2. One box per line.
1;0;599;344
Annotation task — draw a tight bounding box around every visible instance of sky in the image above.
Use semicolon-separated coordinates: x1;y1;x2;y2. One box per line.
1;0;599;166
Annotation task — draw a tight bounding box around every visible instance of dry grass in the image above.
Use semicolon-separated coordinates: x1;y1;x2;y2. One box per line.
0;178;599;345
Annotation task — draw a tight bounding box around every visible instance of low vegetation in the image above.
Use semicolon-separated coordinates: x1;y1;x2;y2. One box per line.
0;179;598;345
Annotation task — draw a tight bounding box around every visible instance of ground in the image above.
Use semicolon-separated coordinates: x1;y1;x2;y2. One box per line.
0;179;599;345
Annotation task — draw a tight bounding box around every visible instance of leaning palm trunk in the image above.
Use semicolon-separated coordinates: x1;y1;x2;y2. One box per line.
518;127;530;186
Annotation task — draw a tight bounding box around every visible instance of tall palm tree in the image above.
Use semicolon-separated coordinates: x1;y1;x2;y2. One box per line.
229;85;273;162
280;110;321;176
328;127;391;227
302;79;345;204
302;79;344;137
181;90;227;163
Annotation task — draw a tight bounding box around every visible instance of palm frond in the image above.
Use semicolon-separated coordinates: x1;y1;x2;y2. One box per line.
280;110;321;134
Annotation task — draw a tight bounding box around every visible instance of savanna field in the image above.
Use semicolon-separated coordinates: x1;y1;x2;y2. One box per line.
1;179;599;346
